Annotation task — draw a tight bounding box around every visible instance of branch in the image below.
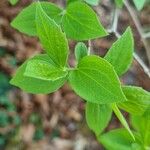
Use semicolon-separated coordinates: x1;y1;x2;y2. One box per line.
107;4;150;79
88;40;92;55
111;30;150;79
143;32;150;39
108;7;120;33
124;0;150;65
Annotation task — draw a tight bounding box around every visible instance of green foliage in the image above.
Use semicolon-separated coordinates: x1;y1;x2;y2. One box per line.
111;103;135;140
118;86;150;115
131;109;150;147
36;3;69;67
67;0;100;6
11;1;107;40
69;55;126;104
10;1;150;149
99;95;150;149
62;1;107;40
133;0;146;10
99;128;140;150
105;27;134;76
86;102;112;136
10;55;67;94
84;0;100;6
75;42;88;62
114;0;124;8
67;0;80;4
11;2;62;36
9;0;19;5
24;58;68;81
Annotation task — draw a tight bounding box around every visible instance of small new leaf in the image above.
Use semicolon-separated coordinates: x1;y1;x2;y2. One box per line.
118;86;150;115
75;42;88;62
62;1;107;40
99;128;136;150
86;102;112;136
105;27;134;76
11;2;63;36
133;0;146;10
84;0;100;6
36;3;69;67
24;58;68;81
10;55;67;94
131;109;150;146
9;0;19;5
69;55;127;104
114;0;124;8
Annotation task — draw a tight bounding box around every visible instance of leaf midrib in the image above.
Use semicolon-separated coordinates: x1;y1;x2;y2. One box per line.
78;69;118;100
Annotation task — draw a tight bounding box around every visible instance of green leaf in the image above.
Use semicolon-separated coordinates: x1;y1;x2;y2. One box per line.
131;109;150;147
131;143;144;150
105;27;134;76
69;55;127;104
67;0;80;5
62;1;107;40
9;0;19;5
11;2;63;36
84;0;100;6
24;57;68;81
133;0;146;10
111;103;135;140
86;102;112;136
118;86;150;115
10;54;67;94
36;3;69;67
75;42;88;62
114;0;124;8
99;128;136;150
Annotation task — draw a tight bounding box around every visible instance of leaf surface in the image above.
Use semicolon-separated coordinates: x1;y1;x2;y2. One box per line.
86;102;112;135
84;0;100;6
36;3;69;67
11;2;62;36
75;42;88;62
62;1;107;40
133;0;146;10
10;55;67;94
114;0;124;8
118;86;150;115
24;57;68;81
105;27;134;76
9;0;19;5
99;128;137;150
111;103;135;140
69;55;127;104
131;109;150;147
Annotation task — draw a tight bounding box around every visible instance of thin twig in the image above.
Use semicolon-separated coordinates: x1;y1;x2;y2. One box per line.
107;4;150;79
109;7;120;33
143;32;150;39
124;0;150;64
133;53;150;78
114;31;150;78
88;40;92;55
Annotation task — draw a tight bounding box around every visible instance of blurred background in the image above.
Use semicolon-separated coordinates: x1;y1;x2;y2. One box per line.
0;0;150;149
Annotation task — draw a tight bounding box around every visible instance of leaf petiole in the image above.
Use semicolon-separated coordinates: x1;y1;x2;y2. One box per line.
111;103;135;141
